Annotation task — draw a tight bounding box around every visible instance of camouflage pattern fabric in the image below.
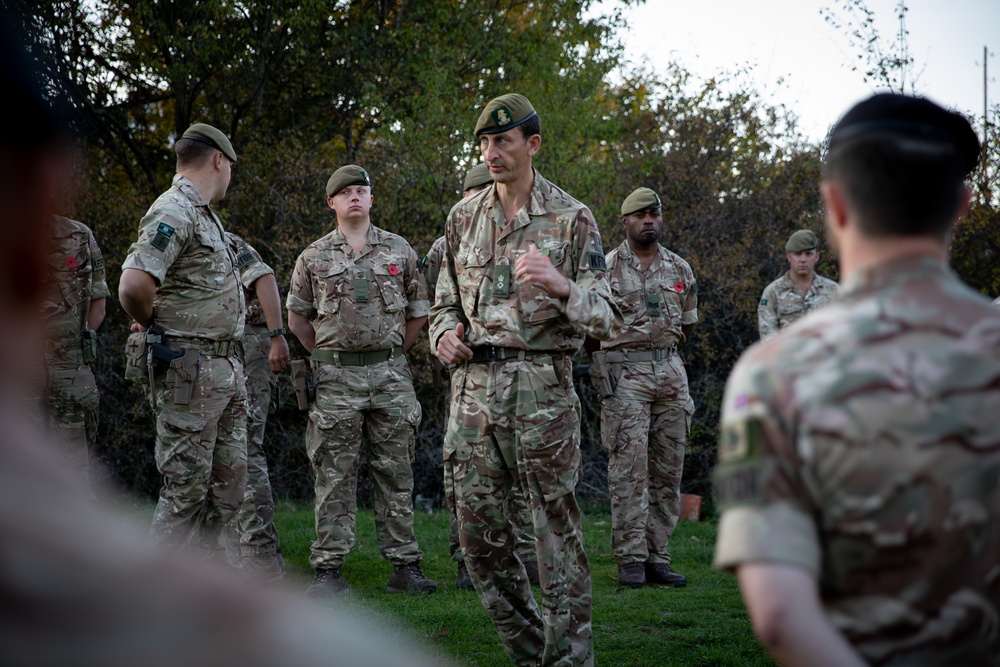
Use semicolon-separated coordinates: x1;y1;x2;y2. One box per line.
430;170;622;667
123;175;248;556
226;232;283;568
287;224;427;570
757;271;838;340
36;215;109;479
993;295;1000;307
715;255;1000;665
423;235;535;565
598;241;696;566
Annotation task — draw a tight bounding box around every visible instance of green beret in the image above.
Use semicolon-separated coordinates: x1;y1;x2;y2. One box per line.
829;93;980;176
463;163;492;191
326;165;371;197
181;123;237;163
475;93;537;137
620;187;661;216
785;229;818;252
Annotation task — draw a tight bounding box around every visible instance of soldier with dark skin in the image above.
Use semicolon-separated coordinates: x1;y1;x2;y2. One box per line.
714;93;1000;666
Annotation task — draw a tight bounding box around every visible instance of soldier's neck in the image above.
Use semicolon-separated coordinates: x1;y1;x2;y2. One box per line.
496;178;532;225
338;218;371;254
790;272;814;293
627;240;658;269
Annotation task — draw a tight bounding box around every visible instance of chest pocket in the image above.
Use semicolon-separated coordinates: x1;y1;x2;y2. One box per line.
372;263;406;313
657;280;685;321
316;263;349;315
50;241;91;308
520;243;567;324
183;227;231;290
456;240;492;315
776;292;805;319
609;274;642;323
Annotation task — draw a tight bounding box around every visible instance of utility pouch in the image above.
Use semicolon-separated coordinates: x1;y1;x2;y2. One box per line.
589;351;615;399
124;331;149;384
81;329;98;365
291;359;315;410
165;348;199;406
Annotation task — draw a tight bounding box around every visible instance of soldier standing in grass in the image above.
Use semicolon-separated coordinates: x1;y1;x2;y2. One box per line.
226;231;290;582
422;162;539;591
287;164;435;597
430;93;621;666
36;214;109;484
714;93;1000;665
119;123;248;558
588;187;696;589
757;229;838;340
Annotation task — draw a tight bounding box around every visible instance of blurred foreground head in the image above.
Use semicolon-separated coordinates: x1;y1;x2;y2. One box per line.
0;9;452;667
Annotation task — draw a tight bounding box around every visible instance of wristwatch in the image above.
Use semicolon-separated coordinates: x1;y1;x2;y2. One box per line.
267;327;287;338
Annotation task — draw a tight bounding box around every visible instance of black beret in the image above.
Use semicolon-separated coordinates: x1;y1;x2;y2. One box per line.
829;93;980;176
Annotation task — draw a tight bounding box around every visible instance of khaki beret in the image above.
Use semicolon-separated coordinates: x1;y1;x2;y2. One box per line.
475;93;537;137
181;123;237;163
785;229;818;252
326;165;371;197
463;163;492;191
620;187;661;216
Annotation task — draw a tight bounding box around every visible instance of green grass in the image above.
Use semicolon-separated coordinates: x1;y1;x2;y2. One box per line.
274;503;776;667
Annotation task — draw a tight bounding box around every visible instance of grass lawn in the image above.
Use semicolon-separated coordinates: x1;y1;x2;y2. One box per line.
273;502;776;667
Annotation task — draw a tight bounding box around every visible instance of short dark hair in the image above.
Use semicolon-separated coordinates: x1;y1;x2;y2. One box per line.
175;136;219;169
518;113;541;139
823;133;967;239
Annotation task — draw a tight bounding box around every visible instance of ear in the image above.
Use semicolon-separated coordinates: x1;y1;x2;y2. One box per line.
526;134;541;157
214;151;225;171
326;196;336;210
820;181;848;233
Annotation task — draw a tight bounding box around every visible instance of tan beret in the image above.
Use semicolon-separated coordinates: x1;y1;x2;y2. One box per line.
621;187;662;216
326;165;371;197
785;229;818;252
463;163;492;191
475;93;537;137
181;123;237;163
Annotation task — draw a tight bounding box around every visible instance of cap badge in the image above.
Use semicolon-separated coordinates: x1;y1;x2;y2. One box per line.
492;107;512;127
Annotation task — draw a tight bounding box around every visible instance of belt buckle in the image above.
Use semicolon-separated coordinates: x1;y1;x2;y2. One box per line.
488;347;499;361
654;348;662;362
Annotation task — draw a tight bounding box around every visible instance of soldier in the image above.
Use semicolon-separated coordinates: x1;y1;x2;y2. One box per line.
422;162;539;591
757;229;838;339
588;187;696;589
36;214;109;483
287;164;435;597
714;93;1000;665
226;231;290;582
119;123;248;557
429;93;621;666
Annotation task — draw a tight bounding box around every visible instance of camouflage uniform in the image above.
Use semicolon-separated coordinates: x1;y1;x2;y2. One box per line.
422;236;535;570
122;174;248;555
429;170;621;667
36;215;109;480
595;241;696;568
226;232;283;573
287;224;427;571
757;271;838;339
715;256;1000;665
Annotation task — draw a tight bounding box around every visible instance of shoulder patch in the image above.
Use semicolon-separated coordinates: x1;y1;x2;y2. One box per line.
235;251;256;269
589;252;607;271
714;460;767;508
93;257;105;271
760;298;768;306
718;417;762;464
151;222;175;252
590;231;603;255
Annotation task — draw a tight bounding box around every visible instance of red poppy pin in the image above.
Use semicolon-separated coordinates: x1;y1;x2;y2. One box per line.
65;256;78;269
387;263;400;276
672;280;684;293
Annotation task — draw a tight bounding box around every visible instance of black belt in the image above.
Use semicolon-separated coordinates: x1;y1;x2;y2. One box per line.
311;346;402;367
165;337;240;357
468;346;566;363
599;347;677;363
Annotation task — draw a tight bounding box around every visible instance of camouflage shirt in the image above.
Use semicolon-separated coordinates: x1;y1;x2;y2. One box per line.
286;224;427;352
122;174;245;341
419;235;446;308
715;255;1000;664
41;216;110;359
757;271;839;340
601;241;697;350
226;232;275;334
428;169;621;351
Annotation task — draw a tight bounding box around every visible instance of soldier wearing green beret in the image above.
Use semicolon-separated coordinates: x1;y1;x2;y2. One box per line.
715;93;1000;665
119;122;248;558
287;164;435;597
430;93;622;666
587;187;697;589
757;228;839;340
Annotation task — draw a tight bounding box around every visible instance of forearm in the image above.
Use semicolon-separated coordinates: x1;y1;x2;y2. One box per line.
118;268;156;327
87;298;107;330
254;274;285;331
403;317;426;352
288;311;316;353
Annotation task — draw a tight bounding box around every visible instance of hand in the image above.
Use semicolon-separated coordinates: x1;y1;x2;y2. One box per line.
514;243;570;299
436;322;473;365
268;335;290;373
130;321;147;333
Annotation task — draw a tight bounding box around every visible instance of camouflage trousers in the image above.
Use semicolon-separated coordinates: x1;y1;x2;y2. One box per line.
599;354;692;565
442;379;535;564
148;353;248;558
306;355;422;569
238;334;282;564
448;354;593;667
41;356;99;483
